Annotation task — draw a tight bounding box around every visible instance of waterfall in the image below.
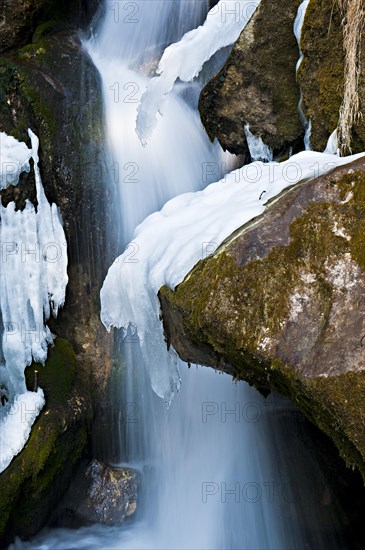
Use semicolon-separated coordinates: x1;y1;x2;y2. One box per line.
16;1;362;549
86;0;229;242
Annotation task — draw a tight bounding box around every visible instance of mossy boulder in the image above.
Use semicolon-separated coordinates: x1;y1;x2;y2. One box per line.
299;0;365;152
199;0;304;157
159;158;365;482
0;339;89;544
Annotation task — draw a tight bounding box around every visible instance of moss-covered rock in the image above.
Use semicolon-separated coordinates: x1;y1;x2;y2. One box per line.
0;339;89;544
159;158;365;482
199;0;304;157
299;0;365;152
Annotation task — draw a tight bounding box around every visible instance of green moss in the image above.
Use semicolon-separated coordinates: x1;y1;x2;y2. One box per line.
0;339;86;542
25;338;76;405
19;44;46;60
32;20;61;43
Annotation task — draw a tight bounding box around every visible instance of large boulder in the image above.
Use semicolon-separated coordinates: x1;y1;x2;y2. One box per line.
199;0;304;157
159;158;365;482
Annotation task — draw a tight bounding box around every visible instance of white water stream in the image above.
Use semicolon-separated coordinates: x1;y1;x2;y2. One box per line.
14;1;361;548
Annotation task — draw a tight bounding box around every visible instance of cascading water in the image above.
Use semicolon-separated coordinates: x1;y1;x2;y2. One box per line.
86;0;230;242
14;2;365;549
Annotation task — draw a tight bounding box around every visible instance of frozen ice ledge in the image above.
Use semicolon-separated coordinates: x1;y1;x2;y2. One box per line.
0;130;68;473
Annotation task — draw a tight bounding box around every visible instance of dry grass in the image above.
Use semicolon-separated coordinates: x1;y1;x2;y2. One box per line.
336;0;365;155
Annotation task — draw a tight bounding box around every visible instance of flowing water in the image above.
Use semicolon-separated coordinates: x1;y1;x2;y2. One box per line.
13;1;365;548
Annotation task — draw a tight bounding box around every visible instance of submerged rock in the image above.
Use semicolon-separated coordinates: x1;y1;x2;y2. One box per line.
199;0;304;157
54;460;139;527
159;158;365;482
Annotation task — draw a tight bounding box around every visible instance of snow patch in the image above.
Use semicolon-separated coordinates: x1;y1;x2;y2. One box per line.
0;390;45;472
0;132;32;189
324;130;340;156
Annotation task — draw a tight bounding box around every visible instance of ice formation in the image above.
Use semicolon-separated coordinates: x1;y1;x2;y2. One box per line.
101;150;364;404
0;130;68;472
0;132;32;189
136;0;261;145
324;129;340;155
244;125;273;162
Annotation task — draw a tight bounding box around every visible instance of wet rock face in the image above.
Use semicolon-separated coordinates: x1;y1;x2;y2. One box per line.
159;158;365;482
298;0;343;152
56;460;139;527
0;0;102;53
199;0;304;157
0;25;114;397
0;4;113;544
299;0;365;153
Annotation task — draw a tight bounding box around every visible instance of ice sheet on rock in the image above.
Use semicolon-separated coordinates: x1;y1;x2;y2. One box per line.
244;125;273;162
0;132;32;189
0;130;68;473
101;151;364;404
136;0;261;145
324;130;340;156
0;389;45;472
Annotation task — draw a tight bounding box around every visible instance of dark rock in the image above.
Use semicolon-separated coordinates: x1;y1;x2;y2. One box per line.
0;0;102;53
199;0;304;157
53;460;139;527
159;158;365;482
